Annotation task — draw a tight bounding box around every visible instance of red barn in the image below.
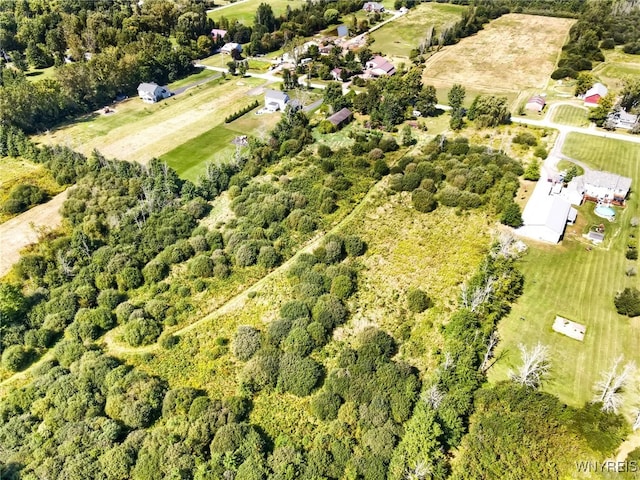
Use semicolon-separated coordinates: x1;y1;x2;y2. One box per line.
583;83;608;107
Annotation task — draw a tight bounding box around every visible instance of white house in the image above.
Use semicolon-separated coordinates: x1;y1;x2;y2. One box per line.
221;42;242;58
577;170;632;204
365;55;396;77
517;184;576;244
363;2;384;12
264;89;289;112
611;110;639;129
137;82;171;103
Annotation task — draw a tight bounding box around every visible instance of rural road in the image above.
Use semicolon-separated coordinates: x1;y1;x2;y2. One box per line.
0;188;70;277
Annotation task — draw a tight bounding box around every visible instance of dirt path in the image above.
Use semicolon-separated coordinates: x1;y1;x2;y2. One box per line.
615;430;640;463
0;189;69;277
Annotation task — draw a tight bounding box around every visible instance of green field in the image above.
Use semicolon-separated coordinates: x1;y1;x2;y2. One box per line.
593;47;640;91
370;2;466;59
167;68;220;89
161;106;281;181
490;133;640;417
549;104;590;127
208;0;305;25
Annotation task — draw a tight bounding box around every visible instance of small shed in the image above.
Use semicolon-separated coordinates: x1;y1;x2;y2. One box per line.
587;231;605;244
327;108;353;128
553;316;586;341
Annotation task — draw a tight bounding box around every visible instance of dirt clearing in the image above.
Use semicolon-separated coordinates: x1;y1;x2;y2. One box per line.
422;14;574;94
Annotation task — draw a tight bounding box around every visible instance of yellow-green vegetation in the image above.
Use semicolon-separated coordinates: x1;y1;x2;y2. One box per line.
340;191;492;371
33;77;264;164
370;3;466;59
24;66;56;83
167;68;220;89
208;0;305;25
0;157;63;223
593;47;640;91
423;14;574;97
549;104;590;127
490;133;640;417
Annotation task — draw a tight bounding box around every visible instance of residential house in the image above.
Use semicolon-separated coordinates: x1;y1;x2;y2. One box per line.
221;42;242;59
583;83;608;107
363;2;385;12
576;170;632;205
365;55;396;76
525;95;546;112
137;82;171;103
611;109;639;129
264;89;289;112
331;68;343;81
327;108;353;129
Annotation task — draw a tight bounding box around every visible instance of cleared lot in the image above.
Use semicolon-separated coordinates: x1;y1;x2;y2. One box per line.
422;14;574;95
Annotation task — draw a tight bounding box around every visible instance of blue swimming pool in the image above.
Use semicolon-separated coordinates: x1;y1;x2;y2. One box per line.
595;205;616;219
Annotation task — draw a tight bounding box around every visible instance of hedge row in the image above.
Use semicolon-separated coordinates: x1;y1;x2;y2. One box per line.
225;100;260;123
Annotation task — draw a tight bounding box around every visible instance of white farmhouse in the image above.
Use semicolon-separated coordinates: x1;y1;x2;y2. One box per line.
137;82;171;103
576;170;632;204
517;184;577;244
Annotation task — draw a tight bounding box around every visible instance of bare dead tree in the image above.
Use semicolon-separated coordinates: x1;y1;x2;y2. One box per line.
421;385;445;410
480;331;500;374
594;356;636;414
494;231;516;258
442;352;455;371
57;250;74;278
461;276;495;312
418;25;434;55
405;460;430;480
633;409;640;431
508;342;550;389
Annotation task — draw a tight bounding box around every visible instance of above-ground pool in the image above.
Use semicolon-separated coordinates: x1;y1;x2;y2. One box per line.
595;205;616;219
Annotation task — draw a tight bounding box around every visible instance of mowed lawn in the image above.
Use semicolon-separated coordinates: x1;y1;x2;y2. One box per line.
33;77;265;164
370;2;466;59
550;104;590;127
208;0;305;25
490;133;640;416
592;47;640;91
422;14;574;96
161;107;281;181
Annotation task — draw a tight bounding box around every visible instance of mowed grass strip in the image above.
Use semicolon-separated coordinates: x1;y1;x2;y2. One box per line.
550;104;590;127
208;0;305;25
422;14;574;94
34;77;264;164
370;2;466;59
490;133;640;414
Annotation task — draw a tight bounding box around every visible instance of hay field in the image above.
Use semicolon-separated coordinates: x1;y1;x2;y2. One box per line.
422;14;574;98
208;0;305;25
33;77;264;165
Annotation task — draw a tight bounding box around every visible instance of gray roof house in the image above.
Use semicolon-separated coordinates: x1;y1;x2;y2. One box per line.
264;89;289;111
517;184;575;244
327;108;353;128
577;170;632;203
137;82;171;103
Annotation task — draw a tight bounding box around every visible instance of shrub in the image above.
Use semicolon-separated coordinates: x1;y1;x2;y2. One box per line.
258;246;280;269
369;148;384;160
551;67;577;80
625;247;638;260
372;158;389;179
512;132;537;147
1;184;47;214
1;345;34;371
379;137;399;152
407;288;430;313
614;287;640;317
233;325;262;361
412;188;437;213
324;238;344;263
331;275;354;299
312;295;347;329
122;318;162;346
235;243;259;267
225;100;260;123
115;301;136;324
501;201;523;228
317;144;332;158
240;349;280;392
311;391;342;420
144;299;168;321
97;289;125;310
282;327;314;356
534;146;548;159
281;301;310;321
344;235;366;257
116;266;143;291
277;353;322;396
189;255;215;278
142;261;169;284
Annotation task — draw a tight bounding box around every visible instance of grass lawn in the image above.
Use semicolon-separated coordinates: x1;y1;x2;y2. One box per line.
370;2;466;59
423;14;574;96
489;133;640;418
593;47;640;92
33;76;264;165
557;159;584;177
0;157;64;224
24;66;56;83
207;0;305;25
550;104;590;127
161;106;281;181
168;68;220;89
